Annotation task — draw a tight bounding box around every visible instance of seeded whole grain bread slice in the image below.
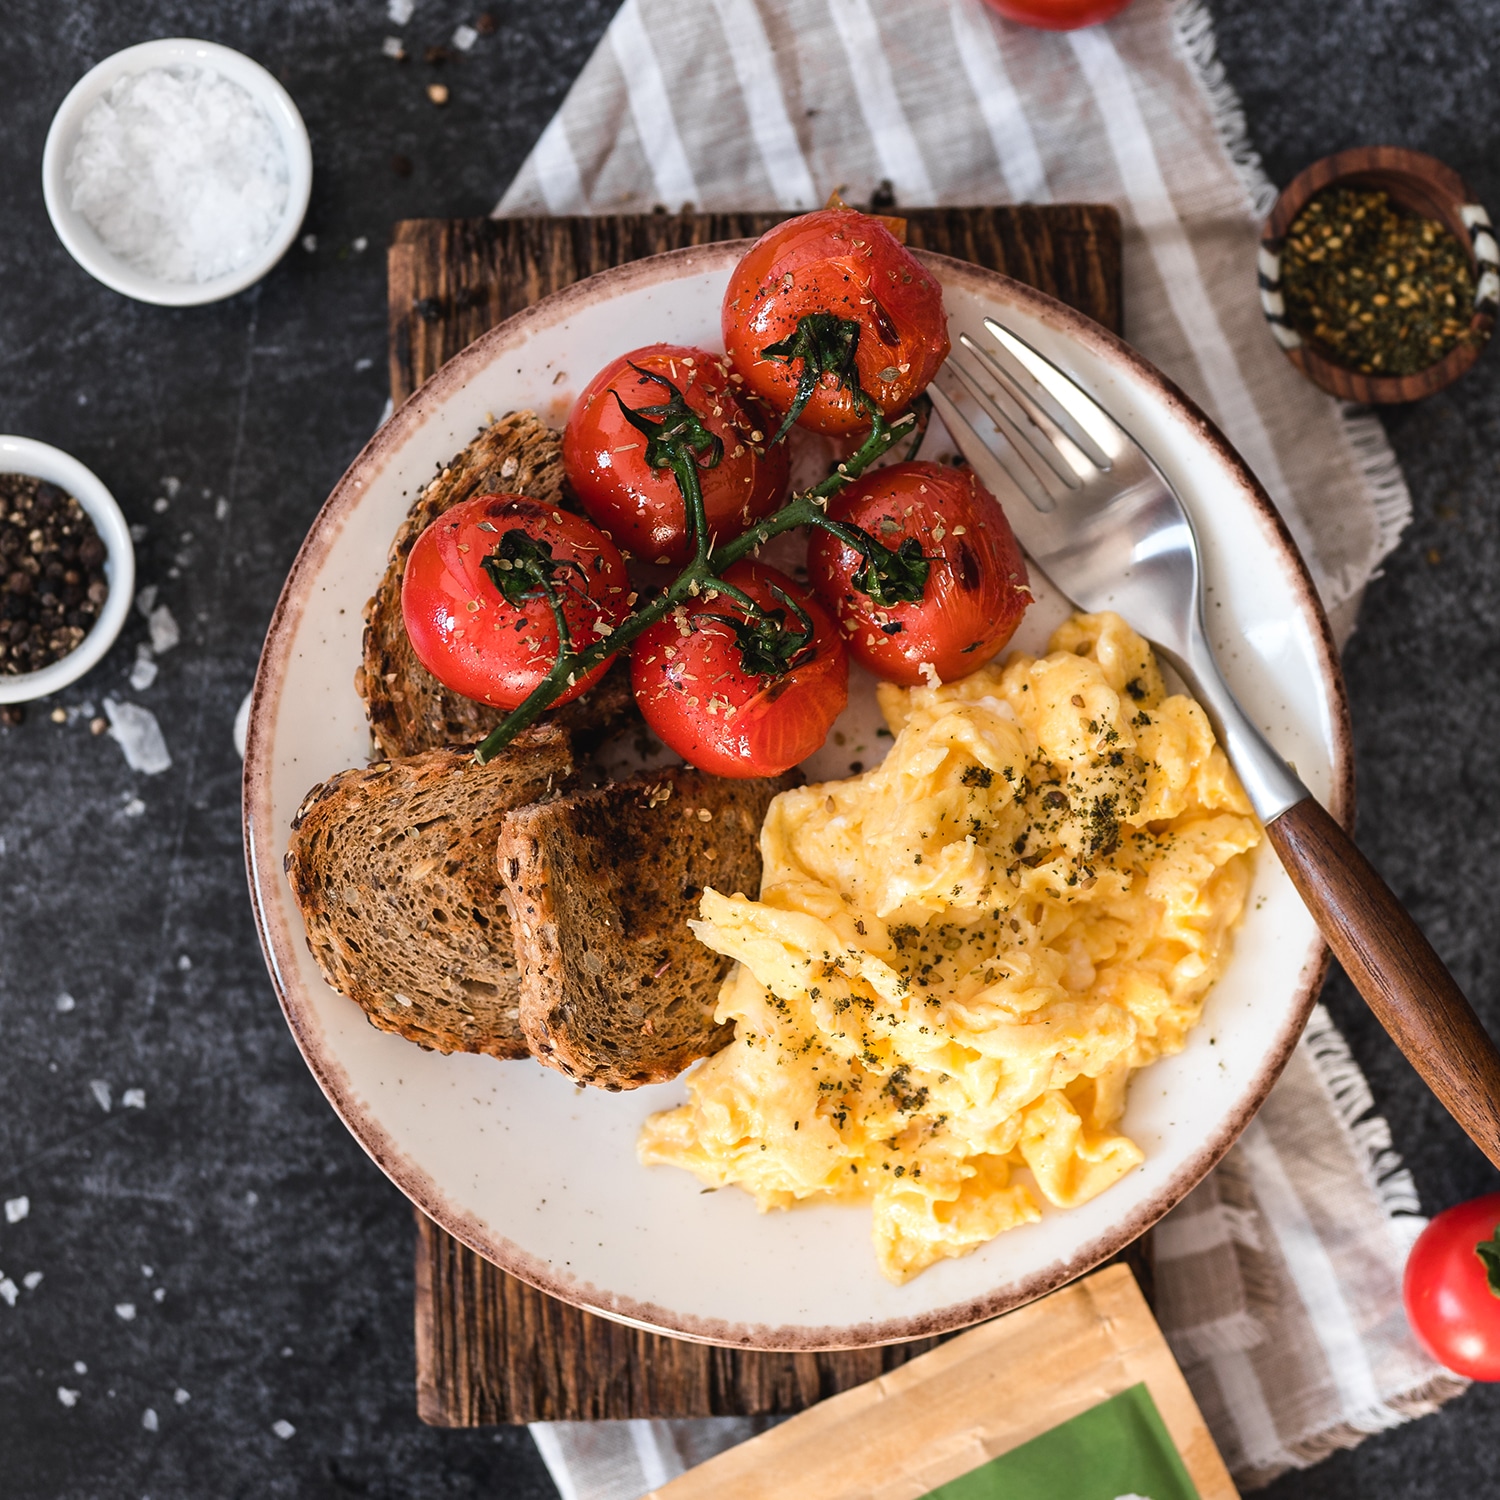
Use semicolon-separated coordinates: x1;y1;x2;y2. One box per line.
283;724;573;1059
497;766;795;1090
357;407;636;760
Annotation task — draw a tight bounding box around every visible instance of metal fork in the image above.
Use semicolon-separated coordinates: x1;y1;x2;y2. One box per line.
929;319;1500;1170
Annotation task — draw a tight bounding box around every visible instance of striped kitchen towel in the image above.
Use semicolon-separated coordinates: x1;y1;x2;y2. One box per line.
493;0;1464;1491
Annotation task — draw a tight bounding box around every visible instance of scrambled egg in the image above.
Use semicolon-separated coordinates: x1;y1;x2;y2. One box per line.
638;613;1260;1283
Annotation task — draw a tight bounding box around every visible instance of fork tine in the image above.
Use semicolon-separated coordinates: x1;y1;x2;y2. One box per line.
930;367;1056;514
943;355;1075;500
980;318;1117;468
947;343;1082;491
964;330;1113;473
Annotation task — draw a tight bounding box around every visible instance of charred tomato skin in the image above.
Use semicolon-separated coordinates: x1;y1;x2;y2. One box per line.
401;494;629;710
630;560;848;778
563;344;789;566
721;208;950;436
1403;1191;1500;1381
806;462;1030;686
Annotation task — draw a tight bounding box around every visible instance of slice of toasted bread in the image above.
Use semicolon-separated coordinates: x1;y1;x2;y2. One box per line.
283;724;574;1058
358;408;636;760
497;767;794;1090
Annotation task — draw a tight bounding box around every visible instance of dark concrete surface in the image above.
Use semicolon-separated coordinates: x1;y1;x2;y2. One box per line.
0;1;1495;1496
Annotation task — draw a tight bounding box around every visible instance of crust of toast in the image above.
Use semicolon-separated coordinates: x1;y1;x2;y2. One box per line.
497;767;794;1090
357;408;636;760
283;725;573;1059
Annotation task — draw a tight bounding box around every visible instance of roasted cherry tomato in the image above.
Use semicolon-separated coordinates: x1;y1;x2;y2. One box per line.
1403;1191;1500;1381
401;494;628;710
630;561;847;778
563;344;788;567
980;0;1134;31
806;462;1030;685
721;208;950;437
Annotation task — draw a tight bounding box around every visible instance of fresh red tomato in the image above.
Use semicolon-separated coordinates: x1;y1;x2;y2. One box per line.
981;0;1134;30
721;208;950;438
630;561;848;778
401;494;629;711
806;462;1030;686
1403;1191;1500;1380
563;344;788;566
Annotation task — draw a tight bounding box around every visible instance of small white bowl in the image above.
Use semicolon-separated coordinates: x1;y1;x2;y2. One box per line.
0;436;135;704
41;38;313;307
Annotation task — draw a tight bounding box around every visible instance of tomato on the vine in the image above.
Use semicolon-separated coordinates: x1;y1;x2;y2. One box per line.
630;561;848;778
806;462;1030;685
721;208;950;437
563;344;788;567
401;494;629;711
1403;1191;1500;1381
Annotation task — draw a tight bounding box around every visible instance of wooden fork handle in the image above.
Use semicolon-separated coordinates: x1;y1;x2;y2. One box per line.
1266;795;1500;1170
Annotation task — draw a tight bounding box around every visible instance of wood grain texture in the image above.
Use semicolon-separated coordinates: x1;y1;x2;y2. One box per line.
391;206;1131;1427
388;206;1122;406
1266;796;1500;1169
1261;145;1493;403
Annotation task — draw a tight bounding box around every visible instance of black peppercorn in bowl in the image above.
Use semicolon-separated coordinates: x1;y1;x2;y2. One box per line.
0;436;133;704
1259;146;1497;403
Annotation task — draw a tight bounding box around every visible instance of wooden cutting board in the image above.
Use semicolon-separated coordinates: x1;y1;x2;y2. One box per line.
387;206;1128;1426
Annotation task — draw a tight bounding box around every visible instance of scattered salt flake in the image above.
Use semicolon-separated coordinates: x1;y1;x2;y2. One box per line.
122;797;147;818
174;1387;190;1404
142;1265;154;1278
163;476;181;498
73;1360;87;1374
233;689;252;760
152;1287;165;1303
90;1079;112;1112
142;1407;158;1432
0;1278;17;1307
5;1196;29;1223
115;1302;137;1321
271;1419;296;1440
380;35;406;59
148;605;180;654
130;653;159;692
130;523;147;542
451;22;478;50
23;1272;43;1291
178;954;192;970
354;356;373;372
55;993;76;1013
301;233;317;253
123;1089;146;1110
352;236;369;253
387;0;414;21
57;1387;79;1408
215;496;230;522
103;699;171;775
134;586;158;617
152;496;170;513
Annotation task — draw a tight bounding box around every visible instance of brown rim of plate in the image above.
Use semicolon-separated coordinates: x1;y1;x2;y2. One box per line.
243;241;1354;1350
1259;145;1498;403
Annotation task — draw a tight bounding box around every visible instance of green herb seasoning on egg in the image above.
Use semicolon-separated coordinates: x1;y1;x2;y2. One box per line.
1279;187;1478;376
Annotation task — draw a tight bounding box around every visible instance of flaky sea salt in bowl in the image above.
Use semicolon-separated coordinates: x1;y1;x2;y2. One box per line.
42;39;312;307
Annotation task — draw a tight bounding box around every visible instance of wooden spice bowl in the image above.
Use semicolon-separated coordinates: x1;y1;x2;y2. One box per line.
1259;146;1498;402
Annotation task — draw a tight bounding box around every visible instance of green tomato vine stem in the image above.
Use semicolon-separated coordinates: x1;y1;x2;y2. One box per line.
472;322;928;766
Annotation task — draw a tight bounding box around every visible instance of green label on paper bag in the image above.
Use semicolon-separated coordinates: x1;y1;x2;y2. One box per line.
918;1384;1201;1500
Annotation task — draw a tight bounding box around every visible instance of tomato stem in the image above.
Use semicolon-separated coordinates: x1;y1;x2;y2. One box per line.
470;399;916;764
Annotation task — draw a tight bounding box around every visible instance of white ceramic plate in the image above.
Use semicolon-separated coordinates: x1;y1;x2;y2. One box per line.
244;246;1350;1348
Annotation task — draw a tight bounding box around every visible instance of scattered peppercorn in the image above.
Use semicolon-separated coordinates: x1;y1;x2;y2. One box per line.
0;473;109;676
1279;187;1478;376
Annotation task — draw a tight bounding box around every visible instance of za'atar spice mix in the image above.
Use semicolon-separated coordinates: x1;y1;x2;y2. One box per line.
1278;186;1479;376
